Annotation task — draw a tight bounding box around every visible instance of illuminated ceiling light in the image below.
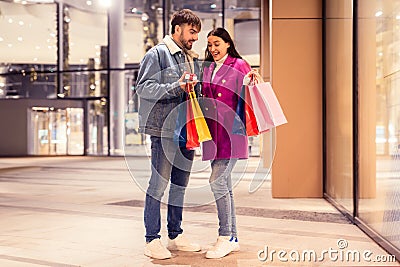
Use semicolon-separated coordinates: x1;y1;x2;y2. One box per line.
8;18;13;23
17;37;23;41
21;0;27;4
210;3;217;9
48;45;52;49
378;52;383;56
131;8;137;13
7;44;12;48
375;11;383;17
95;45;100;49
86;0;92;5
218;13;223;17
99;0;111;8
33;58;38;61
18;20;24;26
35;46;41;50
0;37;3;42
124;53;128;58
396;15;400;20
32;107;49;111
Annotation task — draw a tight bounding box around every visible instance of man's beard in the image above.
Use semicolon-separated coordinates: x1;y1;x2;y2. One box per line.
180;33;193;50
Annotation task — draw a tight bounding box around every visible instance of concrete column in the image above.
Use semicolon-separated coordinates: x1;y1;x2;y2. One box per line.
108;0;125;155
270;0;323;197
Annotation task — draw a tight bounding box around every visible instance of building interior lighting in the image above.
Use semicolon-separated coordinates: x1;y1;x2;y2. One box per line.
99;0;111;8
375;11;383;17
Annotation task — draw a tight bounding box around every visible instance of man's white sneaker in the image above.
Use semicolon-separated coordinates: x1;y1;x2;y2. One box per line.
205;236;235;259
144;239;172;260
167;234;201;252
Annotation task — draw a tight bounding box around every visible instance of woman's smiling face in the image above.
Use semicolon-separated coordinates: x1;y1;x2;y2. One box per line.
207;35;230;61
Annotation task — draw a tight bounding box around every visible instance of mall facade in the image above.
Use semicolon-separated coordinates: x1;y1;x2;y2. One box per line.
0;0;399;260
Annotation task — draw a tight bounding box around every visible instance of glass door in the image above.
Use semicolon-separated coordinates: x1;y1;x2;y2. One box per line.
28;107;84;155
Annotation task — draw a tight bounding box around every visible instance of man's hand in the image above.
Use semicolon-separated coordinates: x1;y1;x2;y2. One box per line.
179;72;198;91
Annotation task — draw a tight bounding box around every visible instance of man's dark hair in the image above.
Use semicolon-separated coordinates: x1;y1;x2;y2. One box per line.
170;9;201;34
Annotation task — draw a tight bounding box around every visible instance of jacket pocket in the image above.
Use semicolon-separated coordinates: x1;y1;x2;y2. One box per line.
161;67;180;84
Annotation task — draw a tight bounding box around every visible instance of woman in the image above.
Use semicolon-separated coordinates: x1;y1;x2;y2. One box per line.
201;28;251;259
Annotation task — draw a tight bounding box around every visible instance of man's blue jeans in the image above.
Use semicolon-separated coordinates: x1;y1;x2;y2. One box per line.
144;136;194;243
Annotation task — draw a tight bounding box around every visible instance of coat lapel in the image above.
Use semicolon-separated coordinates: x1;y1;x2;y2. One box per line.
212;55;237;87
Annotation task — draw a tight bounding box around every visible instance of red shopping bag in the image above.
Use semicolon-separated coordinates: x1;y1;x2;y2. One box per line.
244;86;260;136
248;81;287;132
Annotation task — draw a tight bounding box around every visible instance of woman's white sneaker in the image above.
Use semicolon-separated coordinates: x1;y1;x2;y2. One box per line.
230;236;240;252
205;236;235;259
144;239;172;260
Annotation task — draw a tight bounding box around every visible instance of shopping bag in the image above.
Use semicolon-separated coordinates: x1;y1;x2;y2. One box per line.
186;94;200;149
244;86;261;136
248;81;287;132
232;85;246;135
232;85;260;136
173;94;187;147
188;90;212;143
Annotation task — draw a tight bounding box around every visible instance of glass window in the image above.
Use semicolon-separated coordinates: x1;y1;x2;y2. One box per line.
0;1;57;98
64;5;108;71
225;0;261;67
358;0;400;249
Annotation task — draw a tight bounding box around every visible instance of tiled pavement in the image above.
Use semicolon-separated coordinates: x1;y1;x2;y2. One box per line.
0;156;398;267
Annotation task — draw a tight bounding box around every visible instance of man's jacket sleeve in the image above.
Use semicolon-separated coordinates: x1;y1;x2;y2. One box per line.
135;49;182;101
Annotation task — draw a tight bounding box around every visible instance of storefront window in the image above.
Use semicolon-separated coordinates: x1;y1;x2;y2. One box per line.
358;0;400;249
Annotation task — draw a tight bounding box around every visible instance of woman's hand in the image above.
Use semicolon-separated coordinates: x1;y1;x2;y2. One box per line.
243;69;263;85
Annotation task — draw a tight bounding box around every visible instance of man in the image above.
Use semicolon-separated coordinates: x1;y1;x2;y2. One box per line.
135;9;202;260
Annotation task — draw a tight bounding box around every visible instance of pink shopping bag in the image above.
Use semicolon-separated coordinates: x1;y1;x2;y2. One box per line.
247;82;287;132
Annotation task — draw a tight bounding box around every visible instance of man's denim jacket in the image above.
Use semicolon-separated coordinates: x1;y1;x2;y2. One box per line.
135;39;200;138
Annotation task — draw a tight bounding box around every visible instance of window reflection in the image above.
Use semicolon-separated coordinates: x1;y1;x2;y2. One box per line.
358;0;400;250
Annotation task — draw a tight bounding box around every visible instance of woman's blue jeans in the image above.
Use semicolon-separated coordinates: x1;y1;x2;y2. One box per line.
209;159;238;237
144;136;194;243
